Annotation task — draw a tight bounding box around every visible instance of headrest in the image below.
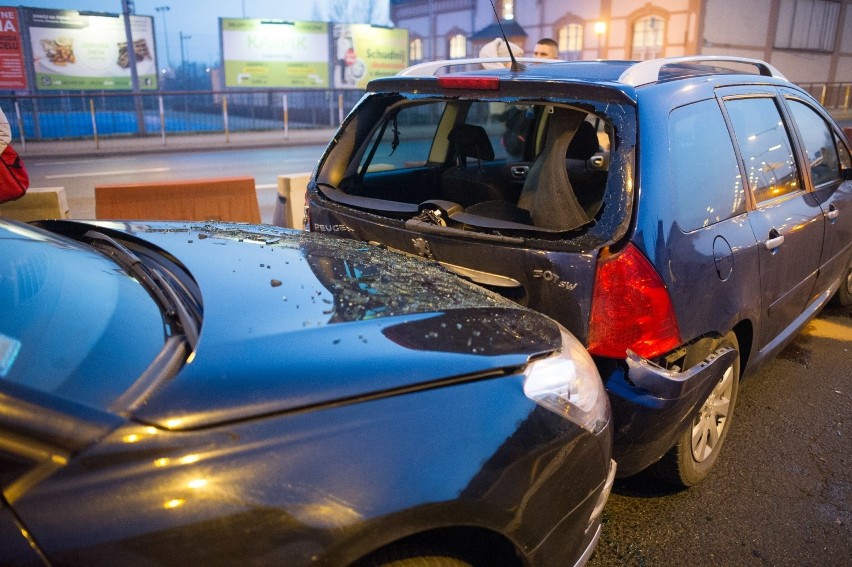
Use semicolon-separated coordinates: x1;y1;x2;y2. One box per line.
566;121;600;161
448;124;495;161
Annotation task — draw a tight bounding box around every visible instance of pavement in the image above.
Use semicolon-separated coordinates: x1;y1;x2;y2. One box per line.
18;127;340;160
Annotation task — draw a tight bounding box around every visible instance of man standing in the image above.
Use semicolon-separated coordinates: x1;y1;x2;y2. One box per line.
533;38;559;59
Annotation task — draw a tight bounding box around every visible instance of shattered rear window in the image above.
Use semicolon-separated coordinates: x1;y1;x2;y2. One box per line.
317;95;623;240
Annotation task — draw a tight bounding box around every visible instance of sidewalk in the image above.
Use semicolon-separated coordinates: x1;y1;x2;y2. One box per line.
18;127;340;160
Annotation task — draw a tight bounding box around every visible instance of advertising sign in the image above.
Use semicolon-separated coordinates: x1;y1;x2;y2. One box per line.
0;7;26;89
221;19;328;88
27;8;158;91
332;24;408;89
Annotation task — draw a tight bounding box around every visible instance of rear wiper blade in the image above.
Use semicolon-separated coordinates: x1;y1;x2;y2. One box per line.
84;230;199;349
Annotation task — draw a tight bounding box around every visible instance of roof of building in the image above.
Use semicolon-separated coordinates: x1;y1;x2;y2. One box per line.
470;20;528;40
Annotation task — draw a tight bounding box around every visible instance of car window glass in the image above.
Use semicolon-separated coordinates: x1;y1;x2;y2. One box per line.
0;224;165;410
725;97;801;203
358;103;444;173
787;99;841;186
669;99;746;230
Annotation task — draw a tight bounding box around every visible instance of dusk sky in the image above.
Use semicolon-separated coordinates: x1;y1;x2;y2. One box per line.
20;1;391;64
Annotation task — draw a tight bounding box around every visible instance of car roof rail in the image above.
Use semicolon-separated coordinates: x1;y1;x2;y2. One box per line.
618;56;788;87
397;57;560;77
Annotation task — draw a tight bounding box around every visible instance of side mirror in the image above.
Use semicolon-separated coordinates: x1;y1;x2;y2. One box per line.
842;168;852;181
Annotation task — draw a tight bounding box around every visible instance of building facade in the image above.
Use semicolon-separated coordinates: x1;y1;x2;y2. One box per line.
390;0;851;84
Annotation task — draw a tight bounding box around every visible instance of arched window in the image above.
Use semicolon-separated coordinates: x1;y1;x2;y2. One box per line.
558;23;583;57
410;37;422;62
449;33;467;59
632;15;665;60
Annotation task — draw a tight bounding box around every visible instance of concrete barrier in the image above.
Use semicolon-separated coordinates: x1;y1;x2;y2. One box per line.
95;177;260;223
0;186;70;221
273;173;311;229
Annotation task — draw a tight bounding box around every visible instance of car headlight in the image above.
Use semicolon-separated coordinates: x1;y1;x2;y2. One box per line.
523;328;610;434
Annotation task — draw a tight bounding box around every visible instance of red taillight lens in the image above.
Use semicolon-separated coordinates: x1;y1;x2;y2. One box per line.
587;243;682;359
437;76;500;90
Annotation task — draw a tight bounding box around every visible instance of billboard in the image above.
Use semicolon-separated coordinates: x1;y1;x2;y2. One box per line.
0;7;26;89
221;19;329;88
27;8;157;91
332;24;408;90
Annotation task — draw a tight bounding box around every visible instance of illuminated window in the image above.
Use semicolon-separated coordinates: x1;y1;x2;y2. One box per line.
449;34;467;59
558;23;583;54
503;0;514;20
632;15;665;60
410;37;422;62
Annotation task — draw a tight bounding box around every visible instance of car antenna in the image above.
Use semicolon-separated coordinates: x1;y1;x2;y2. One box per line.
488;0;525;72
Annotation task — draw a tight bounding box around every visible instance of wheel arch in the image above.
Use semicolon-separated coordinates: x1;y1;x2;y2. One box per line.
731;318;753;375
350;526;525;567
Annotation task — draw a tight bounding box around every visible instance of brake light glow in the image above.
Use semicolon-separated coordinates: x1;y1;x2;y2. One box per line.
437;76;500;90
587;243;682;359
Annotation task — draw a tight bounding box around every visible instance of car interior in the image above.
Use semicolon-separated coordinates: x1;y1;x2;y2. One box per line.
318;99;612;236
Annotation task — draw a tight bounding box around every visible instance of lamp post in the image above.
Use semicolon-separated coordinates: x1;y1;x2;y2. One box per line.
121;0;146;134
179;31;191;70
594;21;607;60
155;6;171;69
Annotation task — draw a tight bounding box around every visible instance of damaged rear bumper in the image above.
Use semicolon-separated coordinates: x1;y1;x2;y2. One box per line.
601;346;737;476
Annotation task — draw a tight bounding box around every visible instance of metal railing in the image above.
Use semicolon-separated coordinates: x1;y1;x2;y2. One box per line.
798;82;852;112
3;81;849;147
1;89;366;145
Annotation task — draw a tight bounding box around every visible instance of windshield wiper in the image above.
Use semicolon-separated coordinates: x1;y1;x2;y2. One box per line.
84;230;199;349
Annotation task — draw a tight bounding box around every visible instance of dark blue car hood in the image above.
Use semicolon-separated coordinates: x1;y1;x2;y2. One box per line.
46;221;561;429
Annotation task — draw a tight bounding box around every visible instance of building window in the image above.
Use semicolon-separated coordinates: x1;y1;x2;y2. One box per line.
502;0;514;21
632;16;664;60
449;34;467;59
558;23;583;55
775;0;840;52
410;37;422;62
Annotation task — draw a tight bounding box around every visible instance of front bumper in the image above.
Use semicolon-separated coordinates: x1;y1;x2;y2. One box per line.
602;347;737;476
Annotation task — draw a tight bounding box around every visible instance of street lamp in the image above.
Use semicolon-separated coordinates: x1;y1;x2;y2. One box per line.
594;21;607;59
155;6;172;69
180;31;191;69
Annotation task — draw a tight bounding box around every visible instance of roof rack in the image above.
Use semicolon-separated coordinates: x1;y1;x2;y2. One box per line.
618;56;787;87
397;57;560;77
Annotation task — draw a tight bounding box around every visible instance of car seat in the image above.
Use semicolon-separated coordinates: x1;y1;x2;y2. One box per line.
441;124;505;207
566;120;607;216
516;107;590;230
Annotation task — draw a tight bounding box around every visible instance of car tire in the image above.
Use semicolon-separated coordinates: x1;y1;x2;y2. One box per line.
650;332;740;487
832;255;852;309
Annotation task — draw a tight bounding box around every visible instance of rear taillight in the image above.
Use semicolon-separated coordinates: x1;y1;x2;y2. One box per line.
587;243;682;359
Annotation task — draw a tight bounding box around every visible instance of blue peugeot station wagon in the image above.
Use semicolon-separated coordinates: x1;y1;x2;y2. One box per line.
305;55;852;486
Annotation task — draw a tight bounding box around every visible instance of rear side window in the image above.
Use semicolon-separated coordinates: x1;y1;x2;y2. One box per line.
725;97;801;204
787;99;841;186
358;103;444;173
669;99;745;231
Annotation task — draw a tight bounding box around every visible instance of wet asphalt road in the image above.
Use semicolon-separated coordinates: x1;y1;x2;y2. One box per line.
588;304;851;567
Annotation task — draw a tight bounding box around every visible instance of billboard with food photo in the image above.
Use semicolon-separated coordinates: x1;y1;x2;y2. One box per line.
26;7;157;91
221;19;328;88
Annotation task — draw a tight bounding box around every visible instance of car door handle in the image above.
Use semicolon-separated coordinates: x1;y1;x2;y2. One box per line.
765;229;784;251
510;165;529;179
826;204;839;221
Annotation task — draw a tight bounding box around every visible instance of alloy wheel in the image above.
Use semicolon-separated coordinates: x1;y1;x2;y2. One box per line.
691;365;734;462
